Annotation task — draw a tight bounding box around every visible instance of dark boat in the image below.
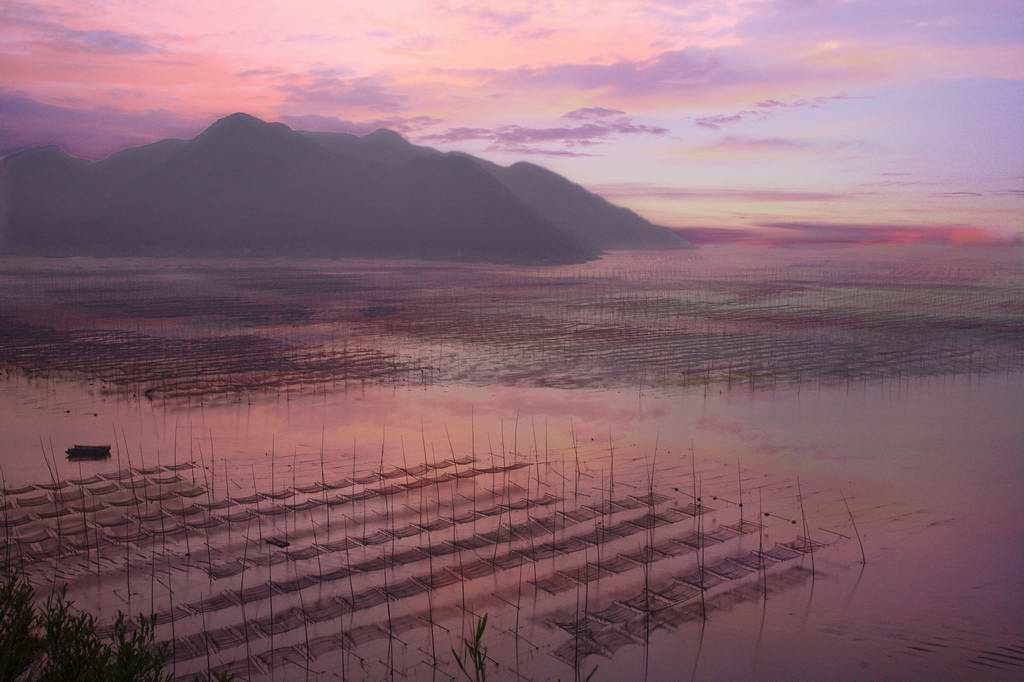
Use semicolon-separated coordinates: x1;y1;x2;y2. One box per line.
65;444;112;460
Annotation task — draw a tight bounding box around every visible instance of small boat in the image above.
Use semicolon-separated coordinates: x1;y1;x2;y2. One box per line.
65;444;112;460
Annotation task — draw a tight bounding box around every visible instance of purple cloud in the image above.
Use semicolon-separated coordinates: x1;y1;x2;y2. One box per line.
280;74;405;112
420;127;493;143
760;94;863;109
694;113;747;129
458;46;839;99
858;179;930;188
740;0;1024;48
280;113;442;135
694;94;864;129
421;112;667;155
562;107;625;120
0;90;201;159
930;189;1024;198
521;28;557;40
5;3;162;55
237;68;280;78
496;48;725;94
59;28;161;54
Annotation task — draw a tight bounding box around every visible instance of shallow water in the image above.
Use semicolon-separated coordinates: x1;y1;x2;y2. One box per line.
1;245;1022;680
1;369;1021;680
2;244;1022;400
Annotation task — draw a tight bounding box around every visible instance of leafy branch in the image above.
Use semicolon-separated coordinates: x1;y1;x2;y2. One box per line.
451;613;488;682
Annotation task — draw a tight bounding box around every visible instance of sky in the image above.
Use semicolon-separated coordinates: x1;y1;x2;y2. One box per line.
2;0;1022;241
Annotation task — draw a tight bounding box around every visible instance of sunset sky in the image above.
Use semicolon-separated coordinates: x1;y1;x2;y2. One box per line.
2;1;1022;240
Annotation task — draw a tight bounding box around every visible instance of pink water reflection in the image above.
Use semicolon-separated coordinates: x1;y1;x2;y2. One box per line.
2;370;1021;678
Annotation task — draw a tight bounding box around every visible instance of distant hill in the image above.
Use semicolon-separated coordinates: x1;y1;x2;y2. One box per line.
0;113;688;262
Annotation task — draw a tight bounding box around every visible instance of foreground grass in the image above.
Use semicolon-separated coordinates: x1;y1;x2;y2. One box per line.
0;576;229;681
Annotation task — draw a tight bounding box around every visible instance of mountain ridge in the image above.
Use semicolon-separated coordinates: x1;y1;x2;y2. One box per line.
0;112;687;263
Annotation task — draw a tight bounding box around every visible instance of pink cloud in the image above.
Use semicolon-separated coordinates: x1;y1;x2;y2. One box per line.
677;222;1022;248
762;222;1022;247
1;0;1020;236
591;184;855;202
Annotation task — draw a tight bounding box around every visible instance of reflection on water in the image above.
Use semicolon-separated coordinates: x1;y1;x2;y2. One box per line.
2;244;1022;400
1;245;1022;679
1;369;1021;679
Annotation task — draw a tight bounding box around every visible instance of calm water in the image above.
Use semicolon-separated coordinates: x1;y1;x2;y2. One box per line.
1;245;1022;680
1;370;1021;679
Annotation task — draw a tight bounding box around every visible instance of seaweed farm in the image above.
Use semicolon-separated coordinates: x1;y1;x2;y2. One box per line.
1;244;1023;680
1;245;1022;401
0;415;979;680
1;434;785;679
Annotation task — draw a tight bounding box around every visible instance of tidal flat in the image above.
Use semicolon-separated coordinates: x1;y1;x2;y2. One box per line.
1;244;1022;680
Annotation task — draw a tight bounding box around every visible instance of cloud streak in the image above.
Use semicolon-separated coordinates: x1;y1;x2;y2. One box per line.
678;222;1021;248
562;107;626;120
421;110;667;155
707;135;809;154
694;94;863;129
592;184;856;202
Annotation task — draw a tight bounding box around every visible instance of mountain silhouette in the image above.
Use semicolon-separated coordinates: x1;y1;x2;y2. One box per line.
0;112;687;262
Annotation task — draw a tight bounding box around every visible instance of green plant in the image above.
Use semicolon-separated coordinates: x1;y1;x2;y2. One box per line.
0;576;40;679
0;576;207;681
451;613;488;682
